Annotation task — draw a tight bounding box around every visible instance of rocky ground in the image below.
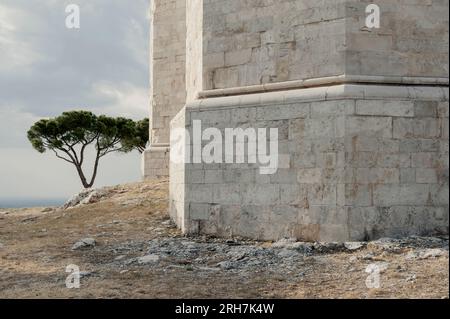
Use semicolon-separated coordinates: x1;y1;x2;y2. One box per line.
0;179;448;299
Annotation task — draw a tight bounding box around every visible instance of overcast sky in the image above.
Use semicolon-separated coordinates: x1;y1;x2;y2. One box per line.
0;0;150;204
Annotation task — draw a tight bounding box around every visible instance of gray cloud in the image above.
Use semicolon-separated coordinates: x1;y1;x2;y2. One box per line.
0;0;149;117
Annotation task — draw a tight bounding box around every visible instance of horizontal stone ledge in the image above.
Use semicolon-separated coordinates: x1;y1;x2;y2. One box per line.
143;144;170;152
198;75;449;99
186;84;449;111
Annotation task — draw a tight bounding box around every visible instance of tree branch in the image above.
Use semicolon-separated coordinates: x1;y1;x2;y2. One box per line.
51;149;74;164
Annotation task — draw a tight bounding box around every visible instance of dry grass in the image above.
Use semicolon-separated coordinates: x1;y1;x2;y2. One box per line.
0;179;448;299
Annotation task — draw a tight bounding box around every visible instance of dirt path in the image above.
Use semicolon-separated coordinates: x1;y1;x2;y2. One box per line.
0;179;448;299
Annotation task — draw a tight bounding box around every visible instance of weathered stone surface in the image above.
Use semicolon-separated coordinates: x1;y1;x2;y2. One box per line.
145;0;450;242
72;238;96;250
171;86;449;242
137;254;160;265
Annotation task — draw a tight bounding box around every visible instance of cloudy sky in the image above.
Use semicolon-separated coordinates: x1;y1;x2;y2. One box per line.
0;0;150;205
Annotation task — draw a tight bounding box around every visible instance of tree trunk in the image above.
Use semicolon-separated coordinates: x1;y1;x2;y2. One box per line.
87;151;101;188
74;163;90;189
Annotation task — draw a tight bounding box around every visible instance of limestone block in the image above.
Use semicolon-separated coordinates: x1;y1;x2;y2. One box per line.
372;184;431;206
356;100;414;117
212;184;241;204
346;117;392;138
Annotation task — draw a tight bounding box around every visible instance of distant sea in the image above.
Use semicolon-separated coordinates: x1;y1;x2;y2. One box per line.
0;198;66;209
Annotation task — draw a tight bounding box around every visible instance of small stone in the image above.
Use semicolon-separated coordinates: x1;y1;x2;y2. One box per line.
366;262;390;274
316;242;345;252
406;274;417;282
137;254;160;264
278;248;298;258
120;270;129;274
79;271;92;278
198;266;221;272
406;248;448;260
344;242;365;251
161;220;173;226
272;238;297;248
217;261;235;270
419;248;447;259
226;239;241;246
21;216;38;223
405;251;420;260
115;255;126;261
362;253;375;260
71;238;96;250
41;207;53;213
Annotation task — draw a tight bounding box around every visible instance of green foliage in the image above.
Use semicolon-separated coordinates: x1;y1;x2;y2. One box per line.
27;111;149;188
121;118;149;153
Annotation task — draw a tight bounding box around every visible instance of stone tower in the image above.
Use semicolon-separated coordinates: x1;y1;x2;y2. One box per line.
144;0;449;241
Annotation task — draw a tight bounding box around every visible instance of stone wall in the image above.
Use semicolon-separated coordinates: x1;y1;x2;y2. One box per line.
202;0;348;90
150;0;187;145
170;85;449;241
169;108;188;231
200;0;449;91
145;0;449;179
143;0;187;179
345;0;449;78
148;0;450;242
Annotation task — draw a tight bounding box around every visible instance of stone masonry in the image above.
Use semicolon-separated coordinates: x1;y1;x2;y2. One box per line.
146;0;449;241
142;0;187;178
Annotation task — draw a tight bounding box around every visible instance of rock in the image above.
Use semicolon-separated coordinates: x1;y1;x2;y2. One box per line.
198;266;221;272
41;207;53;213
272;238;314;254
362;253;375;260
80;189;110;205
272;238;297;248
366;262;390;274
62;189;93;209
217;261;235;270
62;188;111;209
161;220;177;229
406;274;417;282
277;248;298;258
72;238;96;250
314;242;345;253
21;216;38;223
137;254;160;264
79;271;93;279
0;242;4;249
407;248;448;260
115;255;126;261
368;238;402;252
344;242;366;251
420;248;448;259
120;270;129;274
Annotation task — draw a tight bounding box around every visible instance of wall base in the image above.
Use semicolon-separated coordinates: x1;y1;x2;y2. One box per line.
142;144;170;179
170;84;449;242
